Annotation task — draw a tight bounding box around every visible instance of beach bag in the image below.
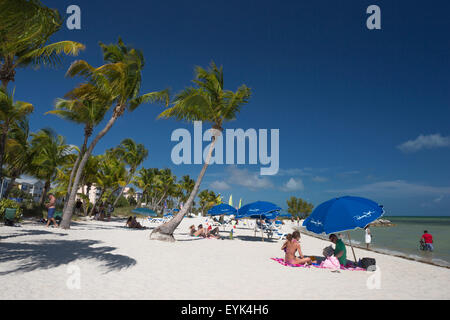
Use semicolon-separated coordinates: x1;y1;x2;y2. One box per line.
360;258;376;270
320;256;341;269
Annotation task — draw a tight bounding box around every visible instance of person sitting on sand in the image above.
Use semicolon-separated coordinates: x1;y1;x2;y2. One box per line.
126;216;145;229
329;234;347;266
191;224;207;237
281;231;312;265
189;224;220;238
206;226;221;239
189;225;196;236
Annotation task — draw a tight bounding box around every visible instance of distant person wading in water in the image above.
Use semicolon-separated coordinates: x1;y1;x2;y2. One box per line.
421;230;434;251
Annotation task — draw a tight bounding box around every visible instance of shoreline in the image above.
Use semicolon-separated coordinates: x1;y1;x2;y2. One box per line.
293;225;450;270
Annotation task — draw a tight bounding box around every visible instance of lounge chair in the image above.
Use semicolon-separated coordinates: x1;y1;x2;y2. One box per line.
4;208;18;226
54;211;63;224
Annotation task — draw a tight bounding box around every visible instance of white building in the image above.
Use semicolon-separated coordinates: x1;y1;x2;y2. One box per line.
0;177;45;202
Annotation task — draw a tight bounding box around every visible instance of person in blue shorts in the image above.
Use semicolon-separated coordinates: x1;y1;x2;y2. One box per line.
45;193;58;228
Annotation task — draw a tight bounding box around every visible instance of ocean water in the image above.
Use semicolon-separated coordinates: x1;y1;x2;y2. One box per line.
346;216;450;267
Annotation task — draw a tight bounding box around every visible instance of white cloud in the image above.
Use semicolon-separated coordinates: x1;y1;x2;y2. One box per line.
312;176;328;182
209;180;231;191
398;134;450;153
281;178;304;192
226;166;273;189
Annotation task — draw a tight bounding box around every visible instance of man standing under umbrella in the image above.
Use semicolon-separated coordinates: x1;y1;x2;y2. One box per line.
329;234;347;266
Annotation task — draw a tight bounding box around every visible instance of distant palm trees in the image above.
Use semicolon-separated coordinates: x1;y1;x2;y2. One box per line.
0;88;34;181
150;61;251;241
112;138;148;207
198;189;221;216
3;119;36;197
30;128;74;205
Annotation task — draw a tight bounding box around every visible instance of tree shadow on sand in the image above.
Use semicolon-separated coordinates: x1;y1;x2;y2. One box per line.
0;228;67;241
0;239;136;275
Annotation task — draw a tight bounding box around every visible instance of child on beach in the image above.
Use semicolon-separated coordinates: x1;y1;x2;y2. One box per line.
281;231;312;265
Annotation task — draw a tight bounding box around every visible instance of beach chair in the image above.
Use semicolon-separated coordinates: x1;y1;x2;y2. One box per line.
4;208;17;226
54;211;63;223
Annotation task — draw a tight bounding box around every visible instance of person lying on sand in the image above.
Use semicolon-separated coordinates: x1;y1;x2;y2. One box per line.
189;224;221;239
281;231;312;265
126;216;145;229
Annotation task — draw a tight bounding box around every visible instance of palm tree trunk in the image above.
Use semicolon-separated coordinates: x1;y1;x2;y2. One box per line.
3;173;19;198
64;134;88;211
150;134;218;242
60;111;120;229
89;189;104;217
40;180;51;206
0;124;9;182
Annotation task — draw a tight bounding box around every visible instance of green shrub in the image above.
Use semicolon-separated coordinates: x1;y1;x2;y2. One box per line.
0;199;23;220
115;195;129;208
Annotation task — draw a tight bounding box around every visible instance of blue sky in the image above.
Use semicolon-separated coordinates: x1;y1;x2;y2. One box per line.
12;0;450;215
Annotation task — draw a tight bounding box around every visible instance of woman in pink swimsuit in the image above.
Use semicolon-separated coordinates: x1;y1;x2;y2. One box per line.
281;231;312;265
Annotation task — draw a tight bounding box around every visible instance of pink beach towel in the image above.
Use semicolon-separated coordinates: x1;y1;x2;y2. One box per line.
271;258;365;271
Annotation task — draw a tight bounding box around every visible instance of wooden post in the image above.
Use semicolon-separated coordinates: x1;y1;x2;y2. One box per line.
347;231;357;263
261;215;264;242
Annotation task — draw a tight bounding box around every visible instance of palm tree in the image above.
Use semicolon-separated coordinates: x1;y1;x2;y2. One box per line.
89;153;127;216
112;138;148;207
77;154;100;216
3;119;36;197
0;87;34;182
46;95;110;208
179;175;195;205
0;0;84;89
30;128;75;205
198;189;220;216
59;38;169;229
150;61;251;241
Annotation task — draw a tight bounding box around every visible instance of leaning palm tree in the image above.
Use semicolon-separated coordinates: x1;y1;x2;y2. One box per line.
59;38;169;229
30;128;75;205
0;0;84;89
0;87;34;182
150;61;251;242
46;95;110;208
111;138;148;207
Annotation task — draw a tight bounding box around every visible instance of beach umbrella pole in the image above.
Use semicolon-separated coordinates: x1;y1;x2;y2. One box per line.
347;231;357;264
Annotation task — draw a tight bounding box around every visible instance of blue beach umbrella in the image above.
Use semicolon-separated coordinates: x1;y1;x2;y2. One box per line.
237;201;281;218
131;208;158;217
208;203;237;216
303;196;384;262
303;196;384;235
237;201;281;241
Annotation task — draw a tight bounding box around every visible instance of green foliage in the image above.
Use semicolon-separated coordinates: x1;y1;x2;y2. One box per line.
8;186;32;200
127;195;137;206
286;196;314;219
198;189;220;216
114;195;129;208
0;198;22;219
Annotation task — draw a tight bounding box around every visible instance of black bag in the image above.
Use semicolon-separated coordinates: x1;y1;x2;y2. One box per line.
360;257;376;270
4;219;14;226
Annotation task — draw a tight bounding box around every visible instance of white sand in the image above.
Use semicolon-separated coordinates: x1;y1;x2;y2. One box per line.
1;216;449;300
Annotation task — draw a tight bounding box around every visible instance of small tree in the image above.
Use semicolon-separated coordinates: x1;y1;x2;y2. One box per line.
286;196;314;219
